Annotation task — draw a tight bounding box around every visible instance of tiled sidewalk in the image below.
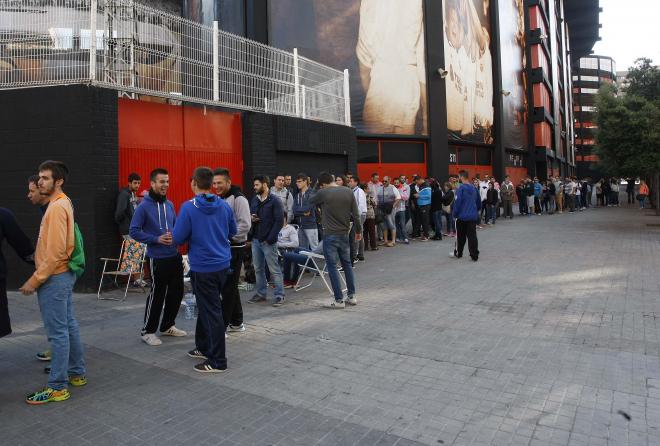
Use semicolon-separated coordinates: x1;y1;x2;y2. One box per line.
1;205;659;446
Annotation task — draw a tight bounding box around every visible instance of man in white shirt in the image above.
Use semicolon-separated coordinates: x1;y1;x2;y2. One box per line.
478;174;489;224
349;176;367;262
376;176;401;246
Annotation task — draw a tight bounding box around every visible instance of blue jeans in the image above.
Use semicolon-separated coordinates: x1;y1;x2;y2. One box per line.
298;228;319;250
432;210;443;236
191;269;228;369
37;271;85;390
252;239;284;299
443;211;455;233
395;211;407;241
282;249;309;282
486;205;496;223
322;234;356;302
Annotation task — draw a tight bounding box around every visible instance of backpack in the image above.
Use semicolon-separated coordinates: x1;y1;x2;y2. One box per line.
69;222;85;278
65;197;85;277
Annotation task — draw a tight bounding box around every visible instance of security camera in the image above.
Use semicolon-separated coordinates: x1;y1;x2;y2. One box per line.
437;68;448;78
539;34;548;40
501;90;511;96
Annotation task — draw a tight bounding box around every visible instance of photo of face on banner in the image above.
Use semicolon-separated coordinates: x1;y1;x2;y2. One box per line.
499;0;528;150
443;0;494;144
268;0;428;136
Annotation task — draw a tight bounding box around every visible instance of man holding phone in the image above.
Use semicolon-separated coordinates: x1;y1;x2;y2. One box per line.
130;168;186;346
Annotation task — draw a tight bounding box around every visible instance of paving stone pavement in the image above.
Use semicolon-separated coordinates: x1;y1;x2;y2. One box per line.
1;205;660;446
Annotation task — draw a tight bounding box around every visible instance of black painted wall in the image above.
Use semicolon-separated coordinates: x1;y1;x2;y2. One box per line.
0;85;119;291
242;112;357;192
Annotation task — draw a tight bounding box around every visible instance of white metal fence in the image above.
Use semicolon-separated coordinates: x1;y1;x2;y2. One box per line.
0;0;350;126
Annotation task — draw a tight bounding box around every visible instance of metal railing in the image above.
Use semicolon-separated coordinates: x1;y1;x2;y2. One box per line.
0;0;351;126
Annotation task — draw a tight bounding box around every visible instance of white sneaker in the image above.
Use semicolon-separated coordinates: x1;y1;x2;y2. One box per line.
345;296;357;306
228;323;246;333
161;326;187;337
141;333;162;346
323;300;345;309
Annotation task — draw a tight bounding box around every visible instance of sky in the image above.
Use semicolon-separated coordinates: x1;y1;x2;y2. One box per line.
591;0;660;72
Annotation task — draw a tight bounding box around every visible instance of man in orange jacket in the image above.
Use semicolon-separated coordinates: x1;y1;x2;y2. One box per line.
20;160;86;405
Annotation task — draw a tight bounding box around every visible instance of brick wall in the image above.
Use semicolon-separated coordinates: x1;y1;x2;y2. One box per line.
0;85;119;291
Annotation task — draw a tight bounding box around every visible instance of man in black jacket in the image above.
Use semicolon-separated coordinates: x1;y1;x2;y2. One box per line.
248;175;285;307
114;173;141;238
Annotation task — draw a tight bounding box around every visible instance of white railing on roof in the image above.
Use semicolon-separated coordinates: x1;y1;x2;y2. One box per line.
0;0;350;126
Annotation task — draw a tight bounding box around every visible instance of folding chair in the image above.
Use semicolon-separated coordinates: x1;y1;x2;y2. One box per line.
97;238;147;301
294;251;347;297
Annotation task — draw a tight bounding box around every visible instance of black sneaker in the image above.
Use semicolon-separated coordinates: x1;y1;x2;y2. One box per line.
193;362;226;373
187;349;207;359
247;294;266;304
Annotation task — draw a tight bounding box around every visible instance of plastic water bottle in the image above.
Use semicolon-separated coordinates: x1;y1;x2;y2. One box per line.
183;293;196;320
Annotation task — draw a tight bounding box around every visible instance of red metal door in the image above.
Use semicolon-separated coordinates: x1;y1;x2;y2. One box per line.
118;99;243;210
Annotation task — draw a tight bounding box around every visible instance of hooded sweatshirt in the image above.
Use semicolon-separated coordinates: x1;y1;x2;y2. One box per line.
292;188;317;229
221;185;251;246
173;193;236;273
452;182;481;222
129;192;178;259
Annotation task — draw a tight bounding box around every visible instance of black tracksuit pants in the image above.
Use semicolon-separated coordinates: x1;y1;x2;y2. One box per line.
221;246;244;328
456;219;479;260
142;254;183;335
192;269;229;369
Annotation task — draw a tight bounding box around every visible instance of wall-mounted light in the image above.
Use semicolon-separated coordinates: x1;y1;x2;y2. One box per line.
539;34;548;40
437;68;448;78
501;90;511;96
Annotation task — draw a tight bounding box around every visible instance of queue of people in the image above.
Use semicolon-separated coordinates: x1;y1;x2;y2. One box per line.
3;162;650;406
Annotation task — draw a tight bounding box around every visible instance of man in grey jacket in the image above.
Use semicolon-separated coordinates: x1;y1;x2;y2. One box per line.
500;176;514;219
213;168;251;333
272;174;294;223
309;172;362;309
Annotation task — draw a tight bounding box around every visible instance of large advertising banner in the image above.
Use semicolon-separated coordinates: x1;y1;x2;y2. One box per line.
268;0;428;136
498;0;528;150
443;0;494;144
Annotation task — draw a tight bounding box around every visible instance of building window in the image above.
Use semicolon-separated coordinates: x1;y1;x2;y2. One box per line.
600;59;612;72
457;147;474;165
579;58;598;69
357;141;379;163
381;141;425;164
475;148;492;166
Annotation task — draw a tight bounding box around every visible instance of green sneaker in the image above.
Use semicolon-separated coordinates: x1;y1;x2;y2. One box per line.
25;387;70;405
36;350;51;361
68;375;87;387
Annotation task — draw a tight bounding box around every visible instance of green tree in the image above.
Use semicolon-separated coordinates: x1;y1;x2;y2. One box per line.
594;58;660;212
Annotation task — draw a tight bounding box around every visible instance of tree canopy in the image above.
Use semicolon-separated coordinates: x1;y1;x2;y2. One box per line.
594;58;660;178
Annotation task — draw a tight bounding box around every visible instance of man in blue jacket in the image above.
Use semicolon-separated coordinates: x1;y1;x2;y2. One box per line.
130;168;186;346
173;167;236;373
247;175;285;306
451;170;481;261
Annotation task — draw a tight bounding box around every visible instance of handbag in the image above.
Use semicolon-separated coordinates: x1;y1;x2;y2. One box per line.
378;187;394;215
375;207;385;224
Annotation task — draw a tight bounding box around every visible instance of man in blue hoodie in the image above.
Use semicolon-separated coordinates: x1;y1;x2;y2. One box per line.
130;168;186;347
248;175;285;306
173;167;236;373
451;170;481;261
292;173;318;250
